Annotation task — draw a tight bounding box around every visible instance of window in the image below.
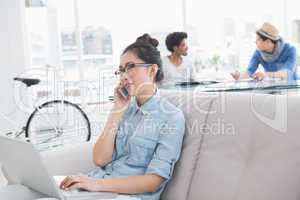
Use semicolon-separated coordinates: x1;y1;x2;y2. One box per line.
185;0;286;78
23;0;300;141
26;6;49;66
25;0;299;91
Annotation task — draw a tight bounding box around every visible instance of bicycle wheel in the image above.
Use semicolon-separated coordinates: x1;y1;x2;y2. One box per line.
25;100;91;150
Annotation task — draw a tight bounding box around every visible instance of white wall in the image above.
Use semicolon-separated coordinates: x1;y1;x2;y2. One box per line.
0;0;29;133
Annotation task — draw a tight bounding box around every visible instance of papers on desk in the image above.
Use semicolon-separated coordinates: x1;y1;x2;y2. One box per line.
175;80;220;86
202;79;300;92
162;78;300;93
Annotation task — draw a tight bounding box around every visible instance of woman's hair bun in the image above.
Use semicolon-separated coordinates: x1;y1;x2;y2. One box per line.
136;33;159;48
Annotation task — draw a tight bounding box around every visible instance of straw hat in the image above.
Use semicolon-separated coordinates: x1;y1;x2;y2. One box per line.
256;22;281;41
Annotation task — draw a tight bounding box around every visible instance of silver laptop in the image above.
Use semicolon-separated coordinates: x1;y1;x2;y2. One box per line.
0;135;117;200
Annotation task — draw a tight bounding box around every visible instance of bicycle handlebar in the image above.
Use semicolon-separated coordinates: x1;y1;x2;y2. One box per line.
14;77;40;87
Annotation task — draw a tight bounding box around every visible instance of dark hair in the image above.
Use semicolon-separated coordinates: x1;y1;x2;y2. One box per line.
122;34;164;82
256;31;277;44
165;32;188;52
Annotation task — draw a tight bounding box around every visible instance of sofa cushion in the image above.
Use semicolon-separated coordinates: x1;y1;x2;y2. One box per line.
160;90;216;200
188;93;255;200
235;93;300;200
188;92;300;200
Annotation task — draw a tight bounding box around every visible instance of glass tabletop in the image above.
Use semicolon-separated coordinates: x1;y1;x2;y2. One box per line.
160;79;300;94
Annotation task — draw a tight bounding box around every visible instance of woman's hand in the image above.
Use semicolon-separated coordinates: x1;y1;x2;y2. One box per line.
60;175;103;192
112;82;131;114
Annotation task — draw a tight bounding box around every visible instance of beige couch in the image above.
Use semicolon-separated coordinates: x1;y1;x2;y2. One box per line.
41;91;300;200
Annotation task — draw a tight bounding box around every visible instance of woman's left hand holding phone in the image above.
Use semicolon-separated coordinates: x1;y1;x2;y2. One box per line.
112;82;131;115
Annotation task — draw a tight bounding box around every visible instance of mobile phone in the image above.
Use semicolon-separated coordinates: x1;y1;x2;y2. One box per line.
118;87;129;99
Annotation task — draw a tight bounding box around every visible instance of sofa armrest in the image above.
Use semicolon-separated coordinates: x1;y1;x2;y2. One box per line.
41;142;96;175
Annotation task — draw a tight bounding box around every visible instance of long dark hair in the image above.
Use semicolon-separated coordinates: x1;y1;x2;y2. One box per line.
122;34;164;82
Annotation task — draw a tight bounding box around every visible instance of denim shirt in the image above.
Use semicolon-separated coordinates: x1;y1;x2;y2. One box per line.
88;92;185;200
247;43;298;80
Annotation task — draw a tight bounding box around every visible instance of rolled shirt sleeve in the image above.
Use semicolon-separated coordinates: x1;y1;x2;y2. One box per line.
145;111;185;180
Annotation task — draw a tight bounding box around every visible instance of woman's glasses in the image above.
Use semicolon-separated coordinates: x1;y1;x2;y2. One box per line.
114;62;152;76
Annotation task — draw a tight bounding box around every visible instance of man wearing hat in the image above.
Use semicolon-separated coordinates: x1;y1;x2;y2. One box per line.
231;22;298;81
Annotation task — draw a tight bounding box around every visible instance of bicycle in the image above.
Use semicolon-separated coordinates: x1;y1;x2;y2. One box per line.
5;77;91;151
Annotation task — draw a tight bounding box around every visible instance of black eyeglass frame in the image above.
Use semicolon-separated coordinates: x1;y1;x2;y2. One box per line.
114;63;153;76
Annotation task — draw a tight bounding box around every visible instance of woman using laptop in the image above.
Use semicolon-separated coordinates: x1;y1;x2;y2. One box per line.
60;34;185;200
231;22;298;81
